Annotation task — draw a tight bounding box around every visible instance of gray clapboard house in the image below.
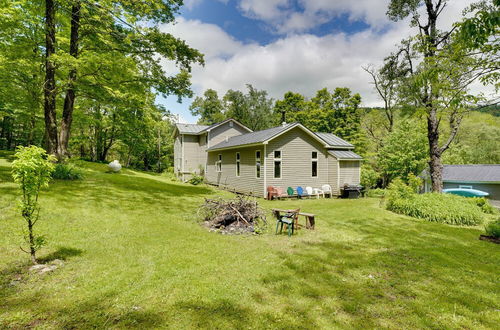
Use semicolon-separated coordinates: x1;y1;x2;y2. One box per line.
174;119;362;198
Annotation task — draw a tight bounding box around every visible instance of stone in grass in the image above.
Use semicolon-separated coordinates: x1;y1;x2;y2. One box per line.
28;259;64;274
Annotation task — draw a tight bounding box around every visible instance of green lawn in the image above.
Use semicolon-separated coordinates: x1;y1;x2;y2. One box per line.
0;155;498;329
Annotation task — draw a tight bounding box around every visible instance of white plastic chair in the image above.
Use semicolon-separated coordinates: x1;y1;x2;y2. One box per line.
307;186;323;199
321;184;332;198
313;187;324;198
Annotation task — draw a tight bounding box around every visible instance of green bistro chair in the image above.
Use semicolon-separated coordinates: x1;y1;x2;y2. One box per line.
276;209;300;237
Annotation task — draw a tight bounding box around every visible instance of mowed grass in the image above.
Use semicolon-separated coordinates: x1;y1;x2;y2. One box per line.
0;154;499;329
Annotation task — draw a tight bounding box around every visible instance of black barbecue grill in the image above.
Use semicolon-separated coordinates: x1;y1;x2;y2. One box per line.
340;184;363;199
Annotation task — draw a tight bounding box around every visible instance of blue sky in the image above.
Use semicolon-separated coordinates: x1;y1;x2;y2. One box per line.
159;0;475;123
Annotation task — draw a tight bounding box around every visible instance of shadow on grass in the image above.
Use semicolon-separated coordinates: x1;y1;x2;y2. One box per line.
44;167;215;212
251;231;499;328
0;165;13;182
0;150;15;162
0;247;84;302
38;247;84;263
53;292;165;328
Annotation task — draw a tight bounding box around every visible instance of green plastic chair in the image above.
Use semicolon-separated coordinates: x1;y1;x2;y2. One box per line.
275;209;300;237
287;187;294;196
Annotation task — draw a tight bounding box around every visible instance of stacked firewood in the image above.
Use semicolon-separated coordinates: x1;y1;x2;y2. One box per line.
200;196;266;233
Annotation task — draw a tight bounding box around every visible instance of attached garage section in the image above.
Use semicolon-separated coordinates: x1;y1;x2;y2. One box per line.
328;150;363;191
339;160;361;186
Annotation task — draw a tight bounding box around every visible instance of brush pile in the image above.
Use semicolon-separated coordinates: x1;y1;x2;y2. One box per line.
199;196;267;234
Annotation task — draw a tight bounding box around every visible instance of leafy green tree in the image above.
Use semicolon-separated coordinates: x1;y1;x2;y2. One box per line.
238;84;274;130
273;91;307;123
0;1;45;149
386;0;499;192
443;111;500;164
378;120;428;184
39;0;203;160
11;146;55;264
190;89;225;125
361;164;380;189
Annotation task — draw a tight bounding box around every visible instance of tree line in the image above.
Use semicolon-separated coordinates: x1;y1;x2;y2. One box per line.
0;0;203;170
0;0;498;189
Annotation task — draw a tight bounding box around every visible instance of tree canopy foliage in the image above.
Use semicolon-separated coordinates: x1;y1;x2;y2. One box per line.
0;0;203;169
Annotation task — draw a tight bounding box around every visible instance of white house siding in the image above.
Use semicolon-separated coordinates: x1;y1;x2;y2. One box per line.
266;126;329;194
327;155;340;195
339;160;361;186
209;121;250;146
198;133;208;174
174;135;182;175
183;134;205;174
206;145;264;196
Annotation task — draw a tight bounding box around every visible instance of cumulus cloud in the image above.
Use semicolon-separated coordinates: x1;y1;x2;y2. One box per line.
235;0;475;34
161;0;484;115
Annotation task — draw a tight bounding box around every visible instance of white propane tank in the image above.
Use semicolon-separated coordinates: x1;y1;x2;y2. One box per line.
108;160;122;172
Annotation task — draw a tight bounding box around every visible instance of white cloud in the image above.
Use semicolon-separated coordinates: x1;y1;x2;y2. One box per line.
160;0;485;120
235;0;475;34
183;0;203;11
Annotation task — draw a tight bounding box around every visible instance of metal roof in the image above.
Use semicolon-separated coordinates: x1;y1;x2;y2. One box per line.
442;165;500;182
200;118;252;133
175;123;209;135
315;132;353;148
208;123;297;150
328;150;363;160
175;119;252;135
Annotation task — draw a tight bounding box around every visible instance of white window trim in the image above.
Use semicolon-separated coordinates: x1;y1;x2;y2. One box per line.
273;149;282;179
236;152;241;177
255;150;262;179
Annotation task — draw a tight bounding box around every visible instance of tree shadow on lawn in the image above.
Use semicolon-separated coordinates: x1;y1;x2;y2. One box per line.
0;150;15;162
251;232;499;329
0;165;13;183
0;289;165;329
0;247;84;305
37;246;84;263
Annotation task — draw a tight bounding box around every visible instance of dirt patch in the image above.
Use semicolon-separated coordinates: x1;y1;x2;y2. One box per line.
479;235;500;244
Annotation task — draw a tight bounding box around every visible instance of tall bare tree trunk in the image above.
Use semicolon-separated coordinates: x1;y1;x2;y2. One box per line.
44;0;58;156
422;0;443;192
427;109;443;192
59;1;81;159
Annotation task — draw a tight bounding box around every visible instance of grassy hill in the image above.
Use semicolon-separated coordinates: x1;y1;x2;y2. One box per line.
0;154;498;328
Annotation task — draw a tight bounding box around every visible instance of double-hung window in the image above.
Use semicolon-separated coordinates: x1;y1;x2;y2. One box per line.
311;151;318;177
236;152;241;177
216;154;222;172
274;150;281;178
256;151;261;178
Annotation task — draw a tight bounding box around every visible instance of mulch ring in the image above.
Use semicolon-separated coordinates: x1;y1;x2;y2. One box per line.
479;235;500;244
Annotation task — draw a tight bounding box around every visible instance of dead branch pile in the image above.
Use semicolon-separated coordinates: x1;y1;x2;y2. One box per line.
199;196;267;234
